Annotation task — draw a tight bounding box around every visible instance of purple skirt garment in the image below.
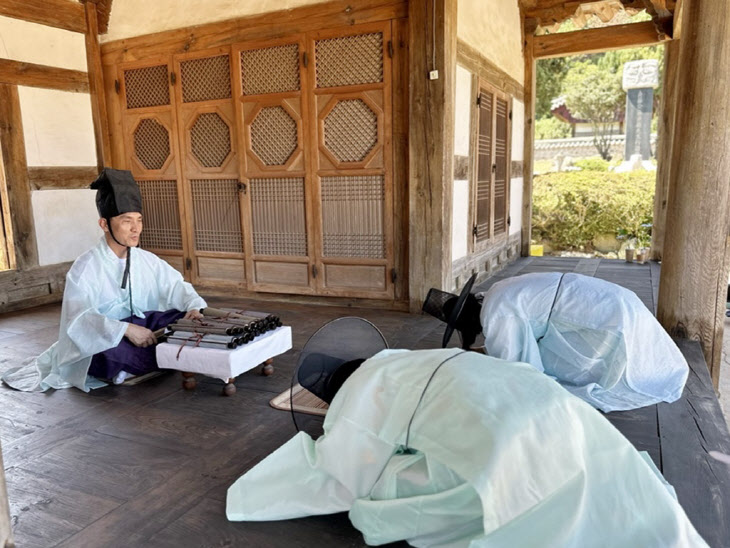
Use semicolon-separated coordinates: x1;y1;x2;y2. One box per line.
88;309;185;379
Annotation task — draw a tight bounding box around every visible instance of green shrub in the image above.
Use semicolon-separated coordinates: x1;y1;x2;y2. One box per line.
532;171;655;251
573;156;609;172
535;117;572;140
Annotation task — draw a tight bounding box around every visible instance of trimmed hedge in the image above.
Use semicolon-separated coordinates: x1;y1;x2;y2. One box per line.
532;171;655;251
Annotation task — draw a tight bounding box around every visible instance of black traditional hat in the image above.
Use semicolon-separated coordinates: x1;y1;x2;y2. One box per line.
90;168;143;311
291;317;388;431
422;273;481;349
90;168;142;219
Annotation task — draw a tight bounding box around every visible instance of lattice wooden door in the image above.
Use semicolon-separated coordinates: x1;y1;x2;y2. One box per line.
174;49;245;285
119;59;188;273
233;37;315;293
307;22;394;298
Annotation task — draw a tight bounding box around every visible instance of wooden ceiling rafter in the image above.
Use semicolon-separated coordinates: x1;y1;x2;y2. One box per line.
520;0;676;39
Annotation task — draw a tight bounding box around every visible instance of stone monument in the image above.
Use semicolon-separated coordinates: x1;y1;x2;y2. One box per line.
616;59;659;172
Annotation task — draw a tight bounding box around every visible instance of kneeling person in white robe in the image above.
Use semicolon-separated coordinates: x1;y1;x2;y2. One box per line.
1;168;206;392
227;343;707;547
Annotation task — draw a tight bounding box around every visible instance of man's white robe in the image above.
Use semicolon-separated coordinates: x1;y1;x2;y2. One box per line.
1;237;206;392
479;272;688;412
227;348;707;547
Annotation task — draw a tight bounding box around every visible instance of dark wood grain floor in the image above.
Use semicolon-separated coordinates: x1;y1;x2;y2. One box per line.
1;257;728;547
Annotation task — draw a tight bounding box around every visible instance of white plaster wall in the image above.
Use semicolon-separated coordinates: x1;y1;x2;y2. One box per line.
102;0;331;42
457;0;524;83
454;64;472;156
511;99;525;161
452;180;470;260
19;87;97;167
32;190;101;266
0;16;87;71
509;177;523;236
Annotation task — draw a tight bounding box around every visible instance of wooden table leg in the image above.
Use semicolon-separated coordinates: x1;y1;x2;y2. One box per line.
223;378;236;396
261;358;274;376
182;372;197;390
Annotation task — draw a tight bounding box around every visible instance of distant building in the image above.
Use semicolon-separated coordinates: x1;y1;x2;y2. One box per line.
550;96;623;138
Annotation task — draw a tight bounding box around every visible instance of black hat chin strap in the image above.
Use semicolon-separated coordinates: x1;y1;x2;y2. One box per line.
107;218;133;316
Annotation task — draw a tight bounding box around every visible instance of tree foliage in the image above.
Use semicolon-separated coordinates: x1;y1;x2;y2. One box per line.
561;62;623;160
535;116;572;139
536;58;570;119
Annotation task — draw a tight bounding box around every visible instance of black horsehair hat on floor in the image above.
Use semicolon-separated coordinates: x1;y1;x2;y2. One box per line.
422;273;482;350
291;317;388;430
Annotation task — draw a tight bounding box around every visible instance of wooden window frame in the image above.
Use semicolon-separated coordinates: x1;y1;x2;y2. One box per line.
468;77;512;254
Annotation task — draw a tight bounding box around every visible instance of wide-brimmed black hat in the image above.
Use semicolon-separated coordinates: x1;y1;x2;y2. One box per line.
291;317;388;430
422;273;481;349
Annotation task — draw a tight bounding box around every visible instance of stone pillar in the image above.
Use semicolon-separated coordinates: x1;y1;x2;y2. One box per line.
657;0;730;386
616;59;658;172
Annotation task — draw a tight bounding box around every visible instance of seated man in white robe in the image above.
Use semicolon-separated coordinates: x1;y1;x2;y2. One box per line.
2;168;206;392
227;319;707;547
424;272;688;412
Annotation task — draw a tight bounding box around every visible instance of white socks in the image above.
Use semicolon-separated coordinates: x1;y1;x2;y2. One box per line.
113;370;132;385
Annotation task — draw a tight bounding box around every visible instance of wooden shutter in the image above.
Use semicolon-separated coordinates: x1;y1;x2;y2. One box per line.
475;87;493;242
493;96;510;235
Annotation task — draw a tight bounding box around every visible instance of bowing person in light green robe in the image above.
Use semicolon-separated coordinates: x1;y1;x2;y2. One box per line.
227;348;707;547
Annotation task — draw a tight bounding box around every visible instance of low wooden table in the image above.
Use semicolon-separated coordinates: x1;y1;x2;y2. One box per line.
156;326;292;396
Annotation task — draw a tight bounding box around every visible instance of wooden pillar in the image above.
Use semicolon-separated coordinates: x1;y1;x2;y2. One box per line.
520;19;537;257
657;0;730;386
0;440;13;548
0;84;38;270
408;0;457;310
650;40;680;261
83;0;111;169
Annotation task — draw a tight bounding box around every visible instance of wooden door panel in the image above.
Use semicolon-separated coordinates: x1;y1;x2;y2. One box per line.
243;97;305;176
316;90;384;171
180;103;238;177
234;36;315;295
308;22;394;299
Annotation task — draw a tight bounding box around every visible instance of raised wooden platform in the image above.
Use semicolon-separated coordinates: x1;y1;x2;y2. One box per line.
0;257;728;547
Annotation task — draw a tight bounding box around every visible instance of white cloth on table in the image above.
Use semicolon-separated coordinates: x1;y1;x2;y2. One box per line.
227;348;707;548
156;326;292;383
479;272;688;412
1;237;206;392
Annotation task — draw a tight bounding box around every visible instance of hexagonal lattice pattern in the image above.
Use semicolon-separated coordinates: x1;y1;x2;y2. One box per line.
134;118;170;170
250;106;297;166
324;99;377;163
190;112;231;168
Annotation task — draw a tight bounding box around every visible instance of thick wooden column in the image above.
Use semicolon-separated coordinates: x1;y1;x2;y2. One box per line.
521;19;537;257
0;441;13;548
657;0;730;386
650;40;680;261
0;84;38;270
83;0;111;169
408;0;457;310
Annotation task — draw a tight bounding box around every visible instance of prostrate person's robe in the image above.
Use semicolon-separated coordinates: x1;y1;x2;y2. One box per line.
227;348;707;548
1;237;206;392
479;272;688;412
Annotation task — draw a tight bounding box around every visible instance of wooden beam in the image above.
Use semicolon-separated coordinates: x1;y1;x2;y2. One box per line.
0;440;13;548
408;0;457;310
456;40;525;102
0;0;86;33
0;58;89;93
650;40;679;262
521;18;537;257
0;143;16;271
28;166;98;190
657;0;730;387
533;21;666;58
0;84;38;270
0;261;71;313
84;1;111;168
100;0;407;65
